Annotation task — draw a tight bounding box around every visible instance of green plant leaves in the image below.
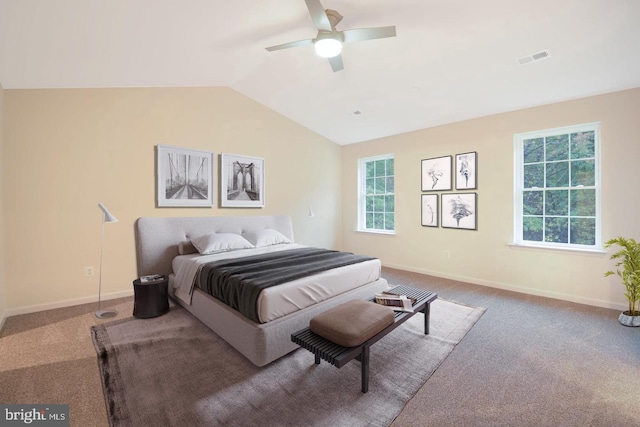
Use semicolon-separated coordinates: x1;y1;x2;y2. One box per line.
604;237;640;316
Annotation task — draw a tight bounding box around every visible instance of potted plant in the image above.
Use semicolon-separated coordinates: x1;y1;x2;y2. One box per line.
604;236;640;327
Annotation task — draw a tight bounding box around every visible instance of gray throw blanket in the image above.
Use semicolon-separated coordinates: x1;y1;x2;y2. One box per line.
198;247;375;323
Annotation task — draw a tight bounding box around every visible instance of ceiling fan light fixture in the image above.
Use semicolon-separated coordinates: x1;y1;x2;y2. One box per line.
314;37;342;58
264;0;397;71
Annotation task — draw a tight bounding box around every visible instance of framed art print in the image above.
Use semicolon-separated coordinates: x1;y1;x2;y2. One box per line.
421;194;439;227
456;151;477;190
441;193;477;230
156;145;214;207
220;153;265;207
421;155;452;191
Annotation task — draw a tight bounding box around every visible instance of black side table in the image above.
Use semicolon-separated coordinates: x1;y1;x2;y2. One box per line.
133;275;170;319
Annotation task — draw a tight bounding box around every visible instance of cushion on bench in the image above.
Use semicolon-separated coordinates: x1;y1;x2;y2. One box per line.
310;300;395;347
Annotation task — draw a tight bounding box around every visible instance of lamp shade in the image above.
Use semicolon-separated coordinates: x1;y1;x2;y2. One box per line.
96;202;118;319
98;203;118;223
314;38;342;58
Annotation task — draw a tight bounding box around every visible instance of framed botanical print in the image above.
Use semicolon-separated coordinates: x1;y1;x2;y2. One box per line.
441;193;477;230
220;153;265;207
421;194;439;227
455;151;477;190
421;155;452;191
156;145;214;207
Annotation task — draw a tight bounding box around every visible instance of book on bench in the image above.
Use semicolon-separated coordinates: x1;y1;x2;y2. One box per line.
374;291;417;312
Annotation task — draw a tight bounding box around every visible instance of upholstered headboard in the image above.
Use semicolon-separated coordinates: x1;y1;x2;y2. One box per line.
134;215;294;277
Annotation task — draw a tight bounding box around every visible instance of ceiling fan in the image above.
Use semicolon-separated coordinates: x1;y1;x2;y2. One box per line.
265;0;397;72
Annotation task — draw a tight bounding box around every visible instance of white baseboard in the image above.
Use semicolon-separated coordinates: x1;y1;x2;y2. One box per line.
382;262;627;312
2;265;624;320
4;289;134;317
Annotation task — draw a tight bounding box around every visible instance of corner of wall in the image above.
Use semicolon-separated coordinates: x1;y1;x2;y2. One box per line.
2;87;345;312
0;81;6;331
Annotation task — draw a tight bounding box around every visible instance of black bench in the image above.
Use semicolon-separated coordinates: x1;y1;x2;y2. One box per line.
291;285;438;392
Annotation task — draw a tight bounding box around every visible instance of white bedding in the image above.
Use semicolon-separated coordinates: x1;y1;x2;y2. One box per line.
171;243;382;323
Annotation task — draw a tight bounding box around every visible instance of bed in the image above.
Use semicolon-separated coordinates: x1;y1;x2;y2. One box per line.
134;215;389;366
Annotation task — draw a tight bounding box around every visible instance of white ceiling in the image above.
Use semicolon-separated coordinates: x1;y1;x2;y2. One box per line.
1;0;639;145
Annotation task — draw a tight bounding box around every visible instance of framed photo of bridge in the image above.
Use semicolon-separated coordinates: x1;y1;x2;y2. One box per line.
156;145;214;207
220;153;265;208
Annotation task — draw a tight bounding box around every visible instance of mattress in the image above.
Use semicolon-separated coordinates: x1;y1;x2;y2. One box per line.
171;243;382;323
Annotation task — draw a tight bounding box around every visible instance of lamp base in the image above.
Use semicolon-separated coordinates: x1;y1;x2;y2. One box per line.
95;309;118;319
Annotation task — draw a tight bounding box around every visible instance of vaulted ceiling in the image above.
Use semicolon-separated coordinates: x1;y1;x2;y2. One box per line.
1;0;639;144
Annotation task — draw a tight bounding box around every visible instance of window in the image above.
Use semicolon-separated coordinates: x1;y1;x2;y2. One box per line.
358;154;395;233
514;123;601;250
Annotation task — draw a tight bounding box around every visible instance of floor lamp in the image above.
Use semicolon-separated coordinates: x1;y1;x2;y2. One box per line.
96;202;118;319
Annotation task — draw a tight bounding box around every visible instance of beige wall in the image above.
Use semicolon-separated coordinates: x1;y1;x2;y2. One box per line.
3;87;342;313
4;85;639;315
0;82;5;325
342;87;640;310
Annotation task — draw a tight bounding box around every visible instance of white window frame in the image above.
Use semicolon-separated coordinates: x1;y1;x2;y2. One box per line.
357;153;395;234
513;122;602;252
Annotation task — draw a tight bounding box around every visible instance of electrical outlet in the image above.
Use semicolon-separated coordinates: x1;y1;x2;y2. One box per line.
444;250;451;259
84;266;95;277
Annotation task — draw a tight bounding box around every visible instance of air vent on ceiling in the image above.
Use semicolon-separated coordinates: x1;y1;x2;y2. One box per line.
518;50;551;65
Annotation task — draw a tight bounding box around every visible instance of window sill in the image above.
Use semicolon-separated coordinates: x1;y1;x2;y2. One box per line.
508;242;606;255
356;229;396;236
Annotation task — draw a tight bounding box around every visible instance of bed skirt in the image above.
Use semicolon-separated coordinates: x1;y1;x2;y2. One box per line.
169;278;389;366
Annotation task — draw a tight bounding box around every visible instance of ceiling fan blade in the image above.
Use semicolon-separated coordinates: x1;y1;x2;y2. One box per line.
265;38;314;52
342;26;397;43
328;55;344;72
305;0;332;32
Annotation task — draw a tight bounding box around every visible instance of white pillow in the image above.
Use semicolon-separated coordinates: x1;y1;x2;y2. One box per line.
243;229;292;248
190;233;255;255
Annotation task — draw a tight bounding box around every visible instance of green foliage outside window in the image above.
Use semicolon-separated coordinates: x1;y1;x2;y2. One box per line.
520;128;597;247
363;156;394;231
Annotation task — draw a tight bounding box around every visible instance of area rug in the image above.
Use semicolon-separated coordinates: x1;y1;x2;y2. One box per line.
91;299;485;427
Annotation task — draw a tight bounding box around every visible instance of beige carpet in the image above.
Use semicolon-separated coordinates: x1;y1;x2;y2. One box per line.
91;299;484;427
0;297;134;427
4;267;638;426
